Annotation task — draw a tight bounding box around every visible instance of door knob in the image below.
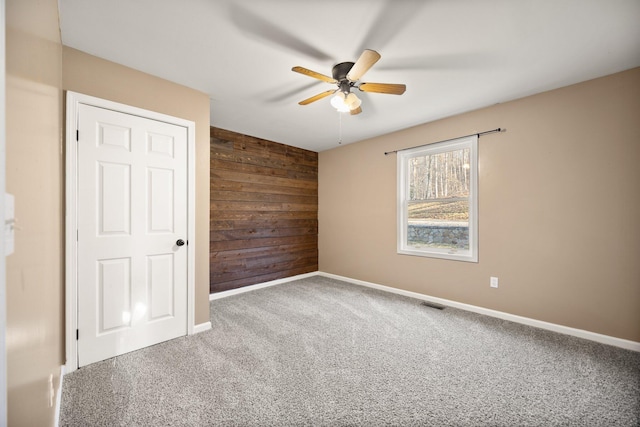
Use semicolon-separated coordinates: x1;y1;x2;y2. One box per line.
176;239;185;247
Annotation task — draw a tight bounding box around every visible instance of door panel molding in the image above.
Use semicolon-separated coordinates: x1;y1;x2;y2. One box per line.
65;91;196;373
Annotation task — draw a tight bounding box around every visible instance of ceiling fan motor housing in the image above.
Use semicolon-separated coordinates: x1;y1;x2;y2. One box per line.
332;62;356;89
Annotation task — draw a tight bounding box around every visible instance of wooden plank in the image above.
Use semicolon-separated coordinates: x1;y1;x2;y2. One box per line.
210;242;317;262
212;157;290;179
209;235;316;252
211;260;318;284
211;190;317;205
209;253;317;282
210;201;317;213
211;168;317;191
210;255;318;282
210;150;318;177
210;210;317;222
211;218;317;231
210;266;317;293
211;180;317;197
213;157;318;182
210;136;234;152
211;136;318;168
244;249;317;270
209;145;318;174
211;248;318;274
210;226;317;242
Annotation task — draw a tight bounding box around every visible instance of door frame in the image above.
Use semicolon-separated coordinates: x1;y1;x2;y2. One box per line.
64;91;196;373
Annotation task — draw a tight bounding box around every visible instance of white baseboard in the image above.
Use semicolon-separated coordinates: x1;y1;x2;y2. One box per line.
193;321;212;334
205;270;639;352
209;272;319;301
55;365;65;427
319;272;640;352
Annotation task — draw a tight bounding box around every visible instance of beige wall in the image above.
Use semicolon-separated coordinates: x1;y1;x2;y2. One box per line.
62;47;211;326
6;11;211;423
6;0;64;425
319;67;640;342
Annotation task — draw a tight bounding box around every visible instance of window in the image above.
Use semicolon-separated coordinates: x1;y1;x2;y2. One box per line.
397;135;478;262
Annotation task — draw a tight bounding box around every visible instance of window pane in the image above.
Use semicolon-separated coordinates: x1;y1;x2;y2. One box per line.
407;148;470;251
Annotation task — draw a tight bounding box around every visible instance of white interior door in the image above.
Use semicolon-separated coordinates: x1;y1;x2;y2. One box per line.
76;104;188;367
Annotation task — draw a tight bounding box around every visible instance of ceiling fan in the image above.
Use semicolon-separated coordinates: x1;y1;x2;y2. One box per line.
292;49;406;115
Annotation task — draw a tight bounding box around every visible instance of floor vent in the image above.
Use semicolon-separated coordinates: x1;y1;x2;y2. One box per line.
420;301;446;310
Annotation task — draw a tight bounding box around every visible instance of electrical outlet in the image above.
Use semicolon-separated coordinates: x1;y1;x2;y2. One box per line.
490;277;499;288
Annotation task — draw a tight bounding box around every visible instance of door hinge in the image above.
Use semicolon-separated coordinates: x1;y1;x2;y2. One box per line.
76;329;79;340
76;130;79;141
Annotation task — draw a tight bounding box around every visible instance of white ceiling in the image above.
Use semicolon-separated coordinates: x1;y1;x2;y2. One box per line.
58;0;640;152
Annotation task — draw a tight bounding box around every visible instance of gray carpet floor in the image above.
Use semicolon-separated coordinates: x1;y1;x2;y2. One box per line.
60;276;640;426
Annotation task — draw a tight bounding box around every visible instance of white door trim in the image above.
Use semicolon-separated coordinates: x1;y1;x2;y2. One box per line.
65;91;196;373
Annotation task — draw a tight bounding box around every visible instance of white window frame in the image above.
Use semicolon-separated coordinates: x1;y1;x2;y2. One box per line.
397;135;478;262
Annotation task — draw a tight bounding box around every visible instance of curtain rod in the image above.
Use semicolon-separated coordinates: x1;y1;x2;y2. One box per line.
384;128;505;155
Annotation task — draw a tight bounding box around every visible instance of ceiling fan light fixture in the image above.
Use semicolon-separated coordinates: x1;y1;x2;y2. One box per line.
331;92;350;112
335;103;351;113
330;91;361;112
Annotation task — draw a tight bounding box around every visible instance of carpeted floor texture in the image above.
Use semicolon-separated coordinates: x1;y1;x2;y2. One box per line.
60;276;640;426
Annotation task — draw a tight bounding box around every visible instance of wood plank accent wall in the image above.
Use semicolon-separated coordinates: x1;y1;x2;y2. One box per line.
210;127;318;293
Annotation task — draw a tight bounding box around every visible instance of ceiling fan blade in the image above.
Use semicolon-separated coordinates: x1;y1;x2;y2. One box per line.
358;83;406;95
375;53;494;71
292;66;338;84
230;4;332;61
355;0;426;55
350;106;362;115
347;49;381;82
261;81;320;103
298;90;336;105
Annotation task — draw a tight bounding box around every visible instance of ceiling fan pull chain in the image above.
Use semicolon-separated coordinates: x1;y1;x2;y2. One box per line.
338;111;342;145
